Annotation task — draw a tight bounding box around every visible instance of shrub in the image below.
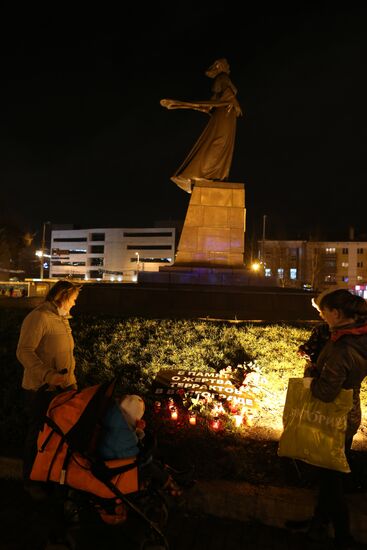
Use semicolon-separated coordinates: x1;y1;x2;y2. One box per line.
3;311;366;485
0;310;311;455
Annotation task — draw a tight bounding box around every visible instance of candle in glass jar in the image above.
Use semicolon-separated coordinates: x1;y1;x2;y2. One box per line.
212;417;220;430
233;414;243;428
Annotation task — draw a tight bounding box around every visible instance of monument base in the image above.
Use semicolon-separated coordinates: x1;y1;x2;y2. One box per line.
138;266;278;287
174;180;246;267
138;179;279;286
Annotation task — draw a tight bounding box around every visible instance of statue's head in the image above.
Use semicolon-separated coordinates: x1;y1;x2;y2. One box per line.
205;58;230;78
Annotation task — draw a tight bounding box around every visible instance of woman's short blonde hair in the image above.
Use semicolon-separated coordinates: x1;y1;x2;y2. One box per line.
45;280;82;306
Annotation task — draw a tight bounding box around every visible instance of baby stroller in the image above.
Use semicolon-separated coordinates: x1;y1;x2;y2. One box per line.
29;378;171;549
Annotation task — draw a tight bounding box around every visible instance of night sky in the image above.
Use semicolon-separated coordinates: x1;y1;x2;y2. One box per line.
2;3;367;245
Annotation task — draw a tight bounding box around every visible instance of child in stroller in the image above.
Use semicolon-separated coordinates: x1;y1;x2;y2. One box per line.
29;379;186;549
97;393;183;498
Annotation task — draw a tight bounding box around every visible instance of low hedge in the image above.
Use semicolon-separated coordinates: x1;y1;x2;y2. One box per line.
1;309;309;455
4;308;366;486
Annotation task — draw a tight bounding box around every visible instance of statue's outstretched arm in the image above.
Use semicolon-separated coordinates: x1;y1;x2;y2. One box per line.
160;99;212;113
161;98;242;117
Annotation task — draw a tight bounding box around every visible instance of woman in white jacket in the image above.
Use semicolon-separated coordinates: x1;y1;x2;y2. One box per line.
17;279;81;484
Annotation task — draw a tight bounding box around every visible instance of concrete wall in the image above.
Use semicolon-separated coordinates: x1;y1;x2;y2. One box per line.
0;284;319;321
72;283;319;321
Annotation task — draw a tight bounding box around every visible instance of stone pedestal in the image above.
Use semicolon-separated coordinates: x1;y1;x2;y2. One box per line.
152;180;255;285
140;179;276;286
170;180;246;267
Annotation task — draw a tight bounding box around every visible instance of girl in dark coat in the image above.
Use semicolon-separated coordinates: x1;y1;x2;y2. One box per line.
288;289;367;549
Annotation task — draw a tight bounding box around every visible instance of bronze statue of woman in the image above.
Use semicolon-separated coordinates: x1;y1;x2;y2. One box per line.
161;58;242;193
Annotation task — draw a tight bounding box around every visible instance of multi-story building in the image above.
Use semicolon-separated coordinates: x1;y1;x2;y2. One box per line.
49;227;175;282
259;239;367;298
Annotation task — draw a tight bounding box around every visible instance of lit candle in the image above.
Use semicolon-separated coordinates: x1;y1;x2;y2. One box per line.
212;417;220;430
189;413;197;425
246;411;254;427
230;398;239;413
170;407;178;421
233;414;243;428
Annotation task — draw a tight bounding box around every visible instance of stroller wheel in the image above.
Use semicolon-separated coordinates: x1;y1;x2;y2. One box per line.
164;464;195;488
142;497;169;529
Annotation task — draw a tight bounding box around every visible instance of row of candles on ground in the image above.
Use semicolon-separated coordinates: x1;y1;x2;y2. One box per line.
154;398;253;430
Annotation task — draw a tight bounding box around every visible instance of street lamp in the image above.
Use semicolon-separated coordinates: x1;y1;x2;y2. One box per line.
251;261;261;272
261;214;267;263
38;221;51;279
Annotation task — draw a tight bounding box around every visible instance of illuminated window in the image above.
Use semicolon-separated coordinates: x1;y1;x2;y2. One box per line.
290;268;297;280
277;268;284;279
52;261;86;266
342;276;349;282
53;249;86;255
131;257;172;263
341;262;349;268
325;248;336;254
265;268;272;277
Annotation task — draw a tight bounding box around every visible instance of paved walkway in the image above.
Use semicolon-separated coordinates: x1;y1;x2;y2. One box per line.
1;458;366;549
165;509;339;550
0;478;340;550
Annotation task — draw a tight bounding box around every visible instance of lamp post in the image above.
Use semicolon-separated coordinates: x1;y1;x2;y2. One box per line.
251;261;261;272
261;214;267;264
39;221;51;279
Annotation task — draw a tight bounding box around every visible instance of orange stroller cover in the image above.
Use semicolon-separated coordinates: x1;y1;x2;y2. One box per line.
30;383;139;498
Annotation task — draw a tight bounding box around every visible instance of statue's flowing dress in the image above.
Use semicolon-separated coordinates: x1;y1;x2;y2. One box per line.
165;73;240;193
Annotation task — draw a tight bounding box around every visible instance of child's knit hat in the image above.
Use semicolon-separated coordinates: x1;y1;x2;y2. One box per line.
119;395;145;427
